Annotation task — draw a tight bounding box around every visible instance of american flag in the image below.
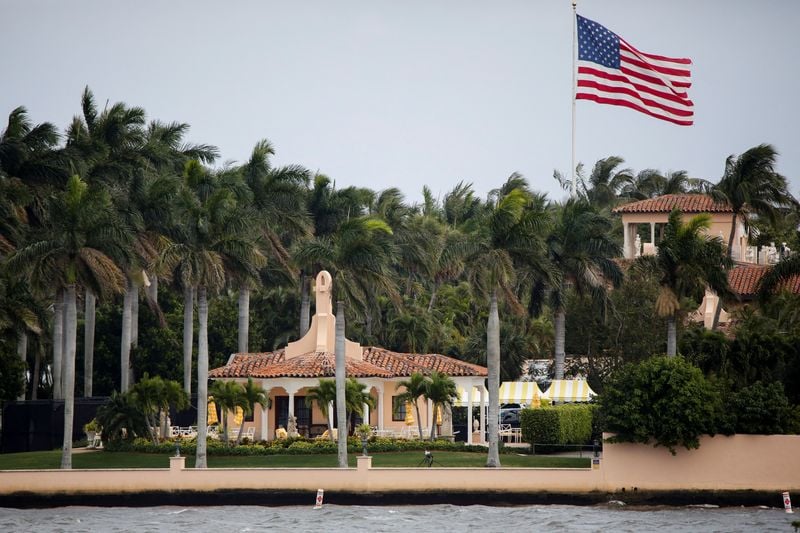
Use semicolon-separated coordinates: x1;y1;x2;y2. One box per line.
575;15;693;126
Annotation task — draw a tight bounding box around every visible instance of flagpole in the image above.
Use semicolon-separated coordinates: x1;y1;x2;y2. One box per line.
571;0;577;199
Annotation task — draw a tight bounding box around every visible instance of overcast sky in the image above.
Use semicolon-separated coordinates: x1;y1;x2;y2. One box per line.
2;0;798;205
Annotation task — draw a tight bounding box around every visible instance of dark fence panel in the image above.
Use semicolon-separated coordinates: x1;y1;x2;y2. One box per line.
2;394;201;453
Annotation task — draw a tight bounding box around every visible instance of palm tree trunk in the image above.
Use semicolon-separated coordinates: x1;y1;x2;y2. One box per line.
554;308;567;380
32;342;42;400
667;315;677;357
299;274;310;337
52;291;64;400
238;286;250;353
486;289;501;468
83;291;96;397
236;413;247;445
146;274;158;304
120;279;133;393
183;286;194;394
726;213;737;260
414;402;424;440
429;402;437;440
195;286;209;468
427;282;438;313
60;285;77;469
17;332;27;400
130;283;139;388
335;300;348;468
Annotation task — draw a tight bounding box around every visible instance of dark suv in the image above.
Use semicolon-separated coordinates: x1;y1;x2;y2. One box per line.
499;403;523;426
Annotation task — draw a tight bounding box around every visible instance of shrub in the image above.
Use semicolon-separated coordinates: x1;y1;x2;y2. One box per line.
520;404;593;446
599;356;722;454
731;381;797;434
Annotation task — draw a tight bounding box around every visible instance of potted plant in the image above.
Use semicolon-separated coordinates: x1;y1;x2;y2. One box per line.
355;423;372;456
84;419;100;447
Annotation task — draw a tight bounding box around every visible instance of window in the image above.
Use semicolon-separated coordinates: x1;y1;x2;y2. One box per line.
392;396;407;422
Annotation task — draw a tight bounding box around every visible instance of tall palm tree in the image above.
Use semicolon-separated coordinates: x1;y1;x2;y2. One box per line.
397;371;429;439
0;270;45;399
634;209;732;356
423;371;458;440
463;178;550;467
8;174;127;468
238;139;310;352
209;380;248;446
713;144;798;260
555;157;632;210
305;378;338;440
157;160;264;468
236;377;270;444
546;200;622;379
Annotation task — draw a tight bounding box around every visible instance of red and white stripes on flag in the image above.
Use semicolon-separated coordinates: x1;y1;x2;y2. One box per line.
575;14;694;126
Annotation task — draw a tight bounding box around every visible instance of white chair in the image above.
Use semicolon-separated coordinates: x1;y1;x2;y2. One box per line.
499;424;512;442
91;433;103;449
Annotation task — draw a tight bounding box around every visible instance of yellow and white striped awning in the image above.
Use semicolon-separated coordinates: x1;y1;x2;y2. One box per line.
455;381;545;406
542;380;596;402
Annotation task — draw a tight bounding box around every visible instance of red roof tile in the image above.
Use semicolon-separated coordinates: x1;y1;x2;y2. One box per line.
209;346;487;379
728;263;800;297
612;194;733;214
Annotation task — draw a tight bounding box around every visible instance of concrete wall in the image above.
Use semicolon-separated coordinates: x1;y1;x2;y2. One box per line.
1;435;798;497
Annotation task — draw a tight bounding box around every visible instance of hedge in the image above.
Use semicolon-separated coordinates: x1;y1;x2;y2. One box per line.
520;404;593;446
104;436;496;455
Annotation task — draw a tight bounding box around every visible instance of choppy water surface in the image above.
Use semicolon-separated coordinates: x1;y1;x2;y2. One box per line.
0;504;793;532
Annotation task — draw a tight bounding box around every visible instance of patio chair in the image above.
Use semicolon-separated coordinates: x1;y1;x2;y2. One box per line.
91;432;103;449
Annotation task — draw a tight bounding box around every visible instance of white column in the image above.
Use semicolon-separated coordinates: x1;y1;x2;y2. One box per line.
377;387;384;430
363;403;370;426
329;401;335;428
623;222;630;259
650;222;656;244
467;384;474;445
288;391;295;418
479;386;486;444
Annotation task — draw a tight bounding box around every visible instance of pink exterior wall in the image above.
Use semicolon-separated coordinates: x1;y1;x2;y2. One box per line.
2;435;798;496
602;434;800;491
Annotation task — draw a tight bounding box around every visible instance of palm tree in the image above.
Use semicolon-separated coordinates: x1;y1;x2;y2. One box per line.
305;378;338;440
555;157;632;210
0;270;45;399
8;174;128;468
463;178;550;467
546;200;622;379
345;378;376;433
713;144;798;260
209;379;248;446
157;160;265;467
236;377;270;444
131;374;189;445
238;139;310;352
634;209;732;356
95;391;149;442
757;254;800;301
423;371;458;440
397;371;429;439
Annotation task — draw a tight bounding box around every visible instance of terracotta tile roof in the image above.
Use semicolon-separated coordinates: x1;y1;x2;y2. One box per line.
210;350;392;379
210;347;488;379
209;351;285;378
728;263;800;297
612;194;733;214
362;347;488;377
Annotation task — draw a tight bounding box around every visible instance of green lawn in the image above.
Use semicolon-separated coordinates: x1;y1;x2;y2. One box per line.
0;450;589;470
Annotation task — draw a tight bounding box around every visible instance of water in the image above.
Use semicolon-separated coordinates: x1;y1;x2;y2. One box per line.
0;504;794;533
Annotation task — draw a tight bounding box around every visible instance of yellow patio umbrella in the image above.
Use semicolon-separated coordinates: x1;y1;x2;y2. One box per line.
207;397;219;425
233;406;244;427
404;401;414;425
